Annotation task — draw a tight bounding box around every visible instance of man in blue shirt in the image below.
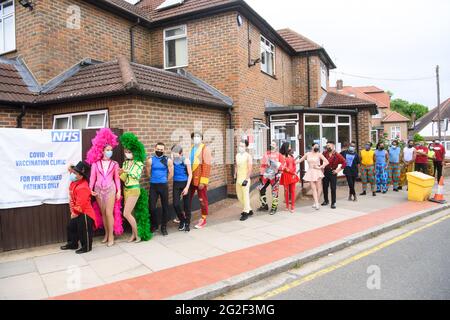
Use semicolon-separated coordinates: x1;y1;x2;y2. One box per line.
388;140;401;192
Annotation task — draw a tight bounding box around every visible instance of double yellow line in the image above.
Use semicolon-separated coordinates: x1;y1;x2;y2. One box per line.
252;213;450;300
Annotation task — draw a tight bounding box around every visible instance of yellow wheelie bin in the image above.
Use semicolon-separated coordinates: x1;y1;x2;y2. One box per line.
406;172;435;202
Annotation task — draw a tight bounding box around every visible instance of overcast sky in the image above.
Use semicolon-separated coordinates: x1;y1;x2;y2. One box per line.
245;0;450;109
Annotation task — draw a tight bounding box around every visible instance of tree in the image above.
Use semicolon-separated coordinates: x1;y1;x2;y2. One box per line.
391;98;428;120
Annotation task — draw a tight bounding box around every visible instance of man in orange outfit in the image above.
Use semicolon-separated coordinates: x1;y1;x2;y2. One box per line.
189;132;212;229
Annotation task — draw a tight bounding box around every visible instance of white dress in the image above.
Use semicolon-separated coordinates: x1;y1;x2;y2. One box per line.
303;154;325;182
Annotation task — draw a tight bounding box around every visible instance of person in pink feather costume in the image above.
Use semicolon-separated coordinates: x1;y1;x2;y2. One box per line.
86;128;123;247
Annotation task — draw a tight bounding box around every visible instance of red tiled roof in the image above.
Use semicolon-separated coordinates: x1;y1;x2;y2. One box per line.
277;28;321;52
0;60;37;104
137;0;238;22
320;92;377;115
382;111;410;123
329;86;390;109
36;57;232;108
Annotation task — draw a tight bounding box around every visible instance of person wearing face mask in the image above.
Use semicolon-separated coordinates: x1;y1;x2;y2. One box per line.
298;143;329;210
414;140;429;174
375;142;389;194
61;161;97;254
189;132;212;229
86;128;122;247
235;140;253;221
146;143;173;236
170;145;193;232
279;142;300;213
258;140;286;215
321;141;346;209
387;140;401;192
119;133;152;242
359;142;376;196
432;139;446;182
400;140;417;189
341;142;360;201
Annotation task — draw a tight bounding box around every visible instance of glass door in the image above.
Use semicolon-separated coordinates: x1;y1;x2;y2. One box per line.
271;122;300;173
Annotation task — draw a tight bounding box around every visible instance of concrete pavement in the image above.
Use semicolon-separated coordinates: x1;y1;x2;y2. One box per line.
0;179;449;300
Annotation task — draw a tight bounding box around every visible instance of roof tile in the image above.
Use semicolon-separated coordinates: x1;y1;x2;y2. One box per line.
277;28;321;52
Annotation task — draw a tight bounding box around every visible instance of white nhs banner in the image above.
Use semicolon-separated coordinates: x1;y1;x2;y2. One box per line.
0;129;82;209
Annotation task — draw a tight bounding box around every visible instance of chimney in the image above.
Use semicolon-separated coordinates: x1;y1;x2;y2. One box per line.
336;79;343;90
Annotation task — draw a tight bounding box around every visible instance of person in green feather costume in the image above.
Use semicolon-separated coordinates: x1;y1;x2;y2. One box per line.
119;132;152;241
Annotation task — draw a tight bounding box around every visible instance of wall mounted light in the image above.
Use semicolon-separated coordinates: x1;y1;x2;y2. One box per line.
19;0;34;11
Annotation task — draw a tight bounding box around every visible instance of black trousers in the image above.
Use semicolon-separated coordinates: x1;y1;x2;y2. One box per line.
66;214;94;252
323;170;337;204
345;175;357;196
434;161;443;182
173;181;191;225
150;183;169;229
415;163;428;174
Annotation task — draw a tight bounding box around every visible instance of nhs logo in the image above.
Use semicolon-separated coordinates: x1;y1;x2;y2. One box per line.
52;131;81;143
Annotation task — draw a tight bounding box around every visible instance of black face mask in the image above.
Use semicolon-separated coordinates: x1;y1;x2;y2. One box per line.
379;147;385;150
313;147;320;153
327;147;333;152
408;144;414;148
155;151;164;157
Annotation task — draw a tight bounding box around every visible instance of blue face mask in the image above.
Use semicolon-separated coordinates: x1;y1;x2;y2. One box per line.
69;173;79;182
348;147;355;152
105;150;113;159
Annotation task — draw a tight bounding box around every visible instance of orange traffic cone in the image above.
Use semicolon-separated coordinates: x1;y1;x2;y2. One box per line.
430;176;447;204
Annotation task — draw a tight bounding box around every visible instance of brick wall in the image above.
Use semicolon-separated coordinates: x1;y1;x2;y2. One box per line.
292;55;324;107
383;122;408;142
3;0;151;84
0;106;44;128
357;109;372;147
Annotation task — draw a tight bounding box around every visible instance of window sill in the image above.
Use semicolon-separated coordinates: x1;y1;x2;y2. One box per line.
164;65;189;71
260;70;277;80
0;49;17;57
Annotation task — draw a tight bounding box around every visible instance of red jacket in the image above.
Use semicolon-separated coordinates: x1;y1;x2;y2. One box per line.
69;179;97;227
322;151;346;171
433;143;446;162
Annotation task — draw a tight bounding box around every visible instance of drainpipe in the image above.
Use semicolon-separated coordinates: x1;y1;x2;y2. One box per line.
16;105;26;128
129;18;141;63
307;54;311;108
228;107;235;189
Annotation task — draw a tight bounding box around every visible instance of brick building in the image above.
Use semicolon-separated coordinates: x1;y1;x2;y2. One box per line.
0;0;377;250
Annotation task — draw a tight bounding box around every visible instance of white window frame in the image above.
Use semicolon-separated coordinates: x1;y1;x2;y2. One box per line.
253;119;267;160
260;35;275;76
53;110;109;130
391;126;401;140
303;114;352;153
163;24;188;70
320;61;328;90
0;0;16;55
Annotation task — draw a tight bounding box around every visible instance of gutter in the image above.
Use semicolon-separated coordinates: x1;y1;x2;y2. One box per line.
307;54;311;108
130;18;141;63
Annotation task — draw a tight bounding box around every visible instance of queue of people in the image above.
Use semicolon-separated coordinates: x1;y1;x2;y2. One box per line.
61;129;445;255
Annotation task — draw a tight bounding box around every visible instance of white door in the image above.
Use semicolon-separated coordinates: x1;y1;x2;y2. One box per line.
271;122;300;173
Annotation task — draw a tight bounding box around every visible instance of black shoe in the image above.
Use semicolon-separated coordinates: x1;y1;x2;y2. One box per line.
321;201;329;206
376;190;381;193
373;192;377;197
382;191;387;194
161;226;168;236
269;208;277;215
60;244;78;251
75;248;89;254
359;191;367;196
353;195;357;202
240;213;249;221
398;186;403;190
257;205;269;212
248;210;254;217
178;222;186;231
184;224;191;232
331;204;336;209
151;226;158;233
348;195;352;201
393;189;399;192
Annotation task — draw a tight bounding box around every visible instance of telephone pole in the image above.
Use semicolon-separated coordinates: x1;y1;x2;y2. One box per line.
437;65;441;140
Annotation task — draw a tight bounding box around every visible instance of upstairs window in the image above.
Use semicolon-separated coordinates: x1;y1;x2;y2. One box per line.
0;0;15;54
320;61;328;89
164;25;188;69
260;35;275;76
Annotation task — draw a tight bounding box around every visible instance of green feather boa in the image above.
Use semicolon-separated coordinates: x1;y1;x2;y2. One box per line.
134;187;152;241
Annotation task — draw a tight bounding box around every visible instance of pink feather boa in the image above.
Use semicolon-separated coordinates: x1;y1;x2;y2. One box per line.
86;128;119;165
92;197;124;235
